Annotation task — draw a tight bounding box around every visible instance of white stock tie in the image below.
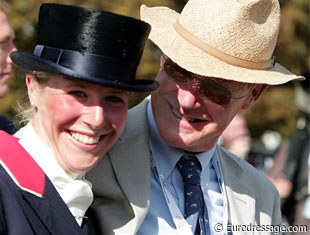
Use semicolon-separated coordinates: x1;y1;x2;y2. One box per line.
55;176;93;226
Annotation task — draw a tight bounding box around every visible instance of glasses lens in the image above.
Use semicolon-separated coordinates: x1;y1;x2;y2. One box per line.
163;56;232;105
200;79;232;105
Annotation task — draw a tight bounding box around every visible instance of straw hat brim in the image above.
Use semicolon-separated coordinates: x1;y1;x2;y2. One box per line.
141;5;303;85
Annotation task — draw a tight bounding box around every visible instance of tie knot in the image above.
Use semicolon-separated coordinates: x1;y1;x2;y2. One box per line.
177;154;201;185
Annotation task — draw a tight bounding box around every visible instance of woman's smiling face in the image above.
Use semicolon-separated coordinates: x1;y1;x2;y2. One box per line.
27;72;129;173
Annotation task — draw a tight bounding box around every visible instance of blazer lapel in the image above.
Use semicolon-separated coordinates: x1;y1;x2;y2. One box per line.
218;147;256;227
109;100;151;218
22;177;89;235
0;131;89;235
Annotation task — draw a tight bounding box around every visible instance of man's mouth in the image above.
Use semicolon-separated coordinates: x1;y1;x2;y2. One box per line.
171;107;206;123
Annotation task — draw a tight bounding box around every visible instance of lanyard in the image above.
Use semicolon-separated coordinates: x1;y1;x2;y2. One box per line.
213;147;229;234
150;146;229;235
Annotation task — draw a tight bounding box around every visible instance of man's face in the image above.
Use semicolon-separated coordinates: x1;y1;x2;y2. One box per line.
151;56;266;153
0;10;16;98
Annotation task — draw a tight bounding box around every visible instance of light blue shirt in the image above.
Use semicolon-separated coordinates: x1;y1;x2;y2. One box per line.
137;101;225;235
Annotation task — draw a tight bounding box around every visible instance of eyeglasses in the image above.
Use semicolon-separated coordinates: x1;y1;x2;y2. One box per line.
162;56;254;105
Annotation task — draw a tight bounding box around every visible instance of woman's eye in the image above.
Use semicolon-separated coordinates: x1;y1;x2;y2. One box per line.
106;96;124;104
69;90;87;98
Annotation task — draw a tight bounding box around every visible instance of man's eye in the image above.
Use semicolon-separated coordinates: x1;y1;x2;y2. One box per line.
69;91;87;98
0;40;12;51
106;96;124;104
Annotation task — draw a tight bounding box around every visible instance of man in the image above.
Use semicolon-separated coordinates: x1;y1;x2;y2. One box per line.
0;0;17;134
87;0;303;234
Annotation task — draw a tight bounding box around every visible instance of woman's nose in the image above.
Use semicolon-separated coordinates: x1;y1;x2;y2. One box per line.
84;105;105;129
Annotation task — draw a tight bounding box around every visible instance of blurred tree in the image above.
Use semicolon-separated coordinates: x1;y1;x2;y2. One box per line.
244;86;299;140
1;0;308;141
276;0;309;74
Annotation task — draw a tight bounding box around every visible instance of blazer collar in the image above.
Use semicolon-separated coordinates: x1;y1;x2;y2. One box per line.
109;99;151;212
0;130;45;197
0;130;90;234
21;177;91;235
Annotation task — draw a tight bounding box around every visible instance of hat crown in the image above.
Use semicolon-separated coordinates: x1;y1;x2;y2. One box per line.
37;3;150;64
179;0;280;62
11;3;159;92
140;0;302;84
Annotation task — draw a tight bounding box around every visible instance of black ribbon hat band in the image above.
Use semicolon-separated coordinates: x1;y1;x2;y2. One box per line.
34;45;135;82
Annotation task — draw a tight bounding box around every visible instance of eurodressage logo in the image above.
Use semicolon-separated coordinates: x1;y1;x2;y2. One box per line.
214;223;308;234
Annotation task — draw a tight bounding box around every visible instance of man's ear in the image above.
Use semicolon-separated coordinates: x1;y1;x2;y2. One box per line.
241;84;269;109
26;73;38;106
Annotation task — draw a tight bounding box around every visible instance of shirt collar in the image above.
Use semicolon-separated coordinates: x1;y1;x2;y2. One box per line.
16;122;84;181
16;122;93;226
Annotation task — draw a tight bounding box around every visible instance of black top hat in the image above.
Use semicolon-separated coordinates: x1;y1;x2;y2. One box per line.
10;3;159;92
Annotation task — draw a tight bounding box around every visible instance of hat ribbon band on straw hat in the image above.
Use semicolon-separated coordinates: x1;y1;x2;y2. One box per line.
173;21;275;70
34;45;135;81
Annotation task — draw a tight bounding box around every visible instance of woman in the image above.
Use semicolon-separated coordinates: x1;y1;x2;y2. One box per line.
0;3;158;235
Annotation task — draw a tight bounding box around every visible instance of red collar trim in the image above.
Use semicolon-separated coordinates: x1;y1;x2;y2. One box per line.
0;130;45;197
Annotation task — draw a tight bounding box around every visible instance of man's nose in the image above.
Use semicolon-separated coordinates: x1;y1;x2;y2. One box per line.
177;86;201;108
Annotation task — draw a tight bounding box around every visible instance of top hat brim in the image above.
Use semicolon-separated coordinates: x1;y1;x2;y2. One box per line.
11;51;159;92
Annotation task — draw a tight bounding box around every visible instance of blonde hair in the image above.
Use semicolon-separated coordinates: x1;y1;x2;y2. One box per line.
15;71;50;127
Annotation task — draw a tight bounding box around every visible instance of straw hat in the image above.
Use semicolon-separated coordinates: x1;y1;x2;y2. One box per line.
11;3;159;92
141;0;303;85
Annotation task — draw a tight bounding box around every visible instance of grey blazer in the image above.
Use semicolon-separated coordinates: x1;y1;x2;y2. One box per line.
86;99;281;235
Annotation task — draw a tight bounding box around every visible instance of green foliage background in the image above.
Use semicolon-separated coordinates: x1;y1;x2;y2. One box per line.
1;0;309;143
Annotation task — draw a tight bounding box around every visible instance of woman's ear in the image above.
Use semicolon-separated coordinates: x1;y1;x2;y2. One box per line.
26;73;38;106
241;84;269;109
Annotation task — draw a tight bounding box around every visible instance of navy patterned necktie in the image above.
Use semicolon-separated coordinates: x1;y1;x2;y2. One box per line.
177;154;209;235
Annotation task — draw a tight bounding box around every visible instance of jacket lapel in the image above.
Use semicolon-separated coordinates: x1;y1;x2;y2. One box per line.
109;100;151;221
22;177;90;235
108;100;258;229
109;100;257;227
0;131;91;235
218;147;256;227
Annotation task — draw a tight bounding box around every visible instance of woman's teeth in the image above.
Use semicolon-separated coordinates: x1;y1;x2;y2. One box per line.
71;132;100;144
